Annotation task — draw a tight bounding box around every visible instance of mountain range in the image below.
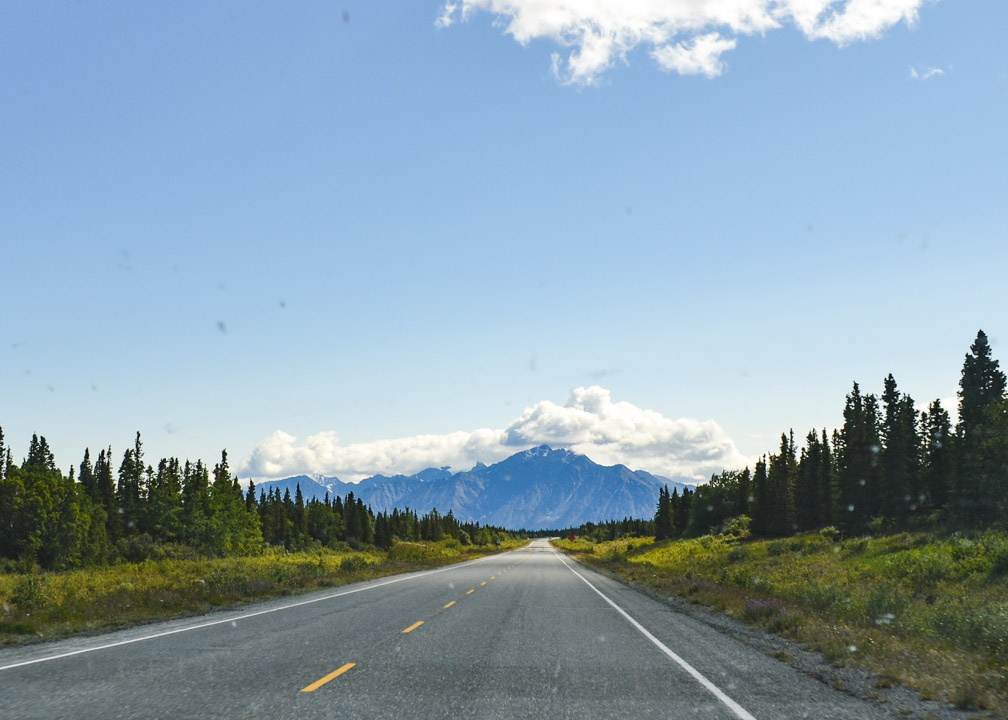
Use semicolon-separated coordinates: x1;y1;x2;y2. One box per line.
253;445;691;530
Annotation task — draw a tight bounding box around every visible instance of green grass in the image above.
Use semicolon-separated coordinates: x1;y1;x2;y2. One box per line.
553;530;1008;714
0;539;524;644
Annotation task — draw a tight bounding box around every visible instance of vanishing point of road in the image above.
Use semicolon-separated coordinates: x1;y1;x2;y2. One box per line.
2;539;904;719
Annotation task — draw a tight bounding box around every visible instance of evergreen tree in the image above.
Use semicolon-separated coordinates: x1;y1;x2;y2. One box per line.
654;485;674;540
750;457;770;536
817;429;835;527
116;433;144;536
344;491;360;541
25;433;56;471
880;374;920;523
181;459;211;547
673;487;692;535
144;457;183;542
796;430;823;531
958;330;1007;443
78;448;98;504
957;330;1008;518
95;447;120;540
207;450;261;554
921;399;953;509
765;433;796;536
293;483;308;547
245;480;257;511
736;466;752;518
835;383;880;534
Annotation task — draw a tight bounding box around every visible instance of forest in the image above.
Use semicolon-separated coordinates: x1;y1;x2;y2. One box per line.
566;330;1008;543
0;432;511;571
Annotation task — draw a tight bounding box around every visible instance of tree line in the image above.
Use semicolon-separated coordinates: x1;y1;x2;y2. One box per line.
652;329;1008;540
0;430;512;570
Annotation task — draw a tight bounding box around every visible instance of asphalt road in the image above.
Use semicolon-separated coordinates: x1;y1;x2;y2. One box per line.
1;539;903;719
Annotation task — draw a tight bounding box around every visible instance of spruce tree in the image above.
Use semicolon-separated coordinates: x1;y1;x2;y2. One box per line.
765;433;796;536
294;483;308;547
95;447;120;540
654;485;673;540
818;429;835;527
957;330;1008;518
116;433;144;536
78;448;98;503
921;400;953;509
835;383;880;534
145;457;183;542
880;374;920;523
673;487;692;535
796;430;822;532
750;457;770;536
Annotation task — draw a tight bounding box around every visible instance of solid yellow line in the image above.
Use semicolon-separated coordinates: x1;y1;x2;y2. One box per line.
402;621;424;634
443;601;456;609
301;662;356;692
480;581;487;586
466;589;475;595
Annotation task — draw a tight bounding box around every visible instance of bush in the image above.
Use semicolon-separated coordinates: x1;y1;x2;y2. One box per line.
985;534;1008;579
741;597;786;622
11;572;48;616
339;555;370;573
766;540;788;556
819;526;841;543
722;515;751;540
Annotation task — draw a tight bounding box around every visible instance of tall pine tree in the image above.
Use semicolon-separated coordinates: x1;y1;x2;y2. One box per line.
957;330;1008;518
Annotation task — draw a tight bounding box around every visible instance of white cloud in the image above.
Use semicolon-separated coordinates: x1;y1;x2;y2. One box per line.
436;0;930;84
239;386;749;484
651;32;737;77
910;65;945;80
435;2;460;29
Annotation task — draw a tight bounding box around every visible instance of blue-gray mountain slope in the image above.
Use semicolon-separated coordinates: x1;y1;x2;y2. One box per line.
256;446;691;530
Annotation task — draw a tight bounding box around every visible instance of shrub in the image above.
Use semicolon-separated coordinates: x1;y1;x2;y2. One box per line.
818;526;841;543
843;538;869;555
985;534;1008;579
767;540;788;556
722;515;751;540
11;572;48;616
742;597;786;622
339;555;370;573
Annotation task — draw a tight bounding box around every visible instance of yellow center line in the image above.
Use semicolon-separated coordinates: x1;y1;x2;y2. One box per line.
490;576;496;580
301;662;356;692
402;621;424;634
443;601;456;609
480;581;487;586
466;589;475;594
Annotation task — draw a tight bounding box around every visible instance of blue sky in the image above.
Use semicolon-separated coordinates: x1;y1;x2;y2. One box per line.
2;1;1005;484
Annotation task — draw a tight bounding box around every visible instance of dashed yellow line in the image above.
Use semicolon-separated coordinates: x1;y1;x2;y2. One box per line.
443;601;456;609
402;621;424;634
480;581;487;586
301;662;356;692
466;589;475;595
490;576;496;580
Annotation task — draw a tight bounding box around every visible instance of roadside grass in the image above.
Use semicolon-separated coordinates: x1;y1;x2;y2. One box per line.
0;539;523;644
553;531;1008;715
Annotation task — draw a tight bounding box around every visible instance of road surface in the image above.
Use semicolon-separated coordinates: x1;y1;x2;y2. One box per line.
2;539;903;719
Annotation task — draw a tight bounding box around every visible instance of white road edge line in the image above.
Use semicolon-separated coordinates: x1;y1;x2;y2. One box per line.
554;551;757;720
0;552;501;672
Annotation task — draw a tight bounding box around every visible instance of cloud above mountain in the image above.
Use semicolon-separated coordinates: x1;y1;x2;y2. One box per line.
239;386;749;483
436;0;930;84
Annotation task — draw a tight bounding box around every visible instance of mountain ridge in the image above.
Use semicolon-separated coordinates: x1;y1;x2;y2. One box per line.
253;446;692;530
